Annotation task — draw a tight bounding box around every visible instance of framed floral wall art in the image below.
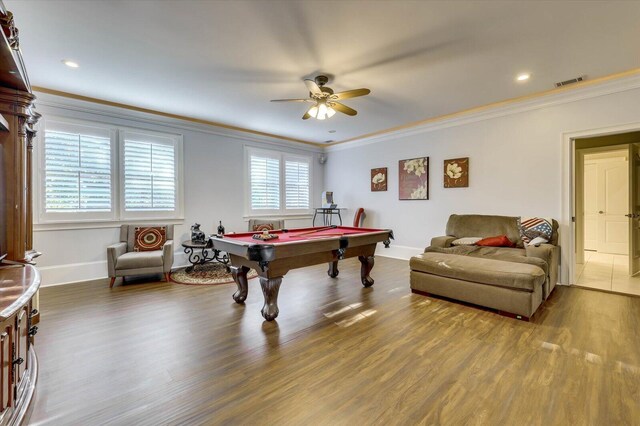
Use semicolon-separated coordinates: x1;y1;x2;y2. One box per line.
371;167;387;191
444;157;469;188
399;157;429;200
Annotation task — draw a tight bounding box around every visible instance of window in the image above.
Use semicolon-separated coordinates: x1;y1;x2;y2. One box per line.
45;130;112;212
122;132;177;215
247;147;312;215
41;121;116;222
249;153;280;210
37;118;183;225
284;159;310;209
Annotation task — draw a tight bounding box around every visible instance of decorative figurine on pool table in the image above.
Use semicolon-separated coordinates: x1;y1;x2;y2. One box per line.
217;220;225;236
252;229;279;241
190;223;205;243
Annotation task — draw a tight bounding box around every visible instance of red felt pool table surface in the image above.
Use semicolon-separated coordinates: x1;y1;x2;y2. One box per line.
223;226;384;244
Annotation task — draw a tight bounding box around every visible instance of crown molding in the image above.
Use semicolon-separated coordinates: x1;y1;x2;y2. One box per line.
33;67;640;154
326;68;640;152
32;87;325;151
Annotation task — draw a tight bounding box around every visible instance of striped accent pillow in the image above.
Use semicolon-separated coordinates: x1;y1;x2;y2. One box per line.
519;217;553;245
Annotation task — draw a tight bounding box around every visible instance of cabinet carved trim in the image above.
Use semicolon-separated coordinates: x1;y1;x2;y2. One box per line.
0;2;40;425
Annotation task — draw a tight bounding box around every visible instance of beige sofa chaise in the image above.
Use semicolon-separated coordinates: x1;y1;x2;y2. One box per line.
410;214;559;320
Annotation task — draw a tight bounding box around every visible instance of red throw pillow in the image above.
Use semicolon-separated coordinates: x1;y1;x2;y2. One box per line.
476;235;515;247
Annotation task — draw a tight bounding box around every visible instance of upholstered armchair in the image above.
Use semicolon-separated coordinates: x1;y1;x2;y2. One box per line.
248;219;285;232
107;224;174;288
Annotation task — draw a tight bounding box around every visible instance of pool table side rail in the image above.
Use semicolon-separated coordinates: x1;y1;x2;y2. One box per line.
221;226;386;239
209;229;392;262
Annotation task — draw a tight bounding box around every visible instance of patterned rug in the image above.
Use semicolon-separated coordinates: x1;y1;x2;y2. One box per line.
170;262;258;285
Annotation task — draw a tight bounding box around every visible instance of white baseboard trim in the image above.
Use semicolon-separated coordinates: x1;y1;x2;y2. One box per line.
38;252;190;287
376;243;423;260
38;260;108;287
39;244;419;286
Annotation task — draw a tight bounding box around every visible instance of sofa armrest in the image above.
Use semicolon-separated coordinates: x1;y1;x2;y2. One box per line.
526;243;560;295
163;240;174;273
107;242;127;277
525;243;555;264
429;236;456;250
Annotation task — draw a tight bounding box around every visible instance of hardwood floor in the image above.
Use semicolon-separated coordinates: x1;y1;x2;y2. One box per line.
30;257;640;425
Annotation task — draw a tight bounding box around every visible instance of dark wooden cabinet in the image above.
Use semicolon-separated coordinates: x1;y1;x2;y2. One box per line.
0;2;41;425
0;325;12;412
0;265;39;426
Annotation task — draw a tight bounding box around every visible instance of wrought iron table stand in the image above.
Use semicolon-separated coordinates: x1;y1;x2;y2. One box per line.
182;239;229;273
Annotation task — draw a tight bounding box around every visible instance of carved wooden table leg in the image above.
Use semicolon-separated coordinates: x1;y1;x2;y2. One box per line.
230;266;250;303
260;277;282;321
358;255;375;287
327;261;339;278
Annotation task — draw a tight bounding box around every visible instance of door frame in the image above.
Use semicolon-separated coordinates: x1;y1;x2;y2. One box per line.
575;144;629;263
563;121;640;285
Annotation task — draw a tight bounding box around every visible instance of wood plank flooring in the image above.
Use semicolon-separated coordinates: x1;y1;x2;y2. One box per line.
30;257;640;425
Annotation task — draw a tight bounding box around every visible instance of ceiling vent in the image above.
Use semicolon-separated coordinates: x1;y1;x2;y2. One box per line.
555;76;585;87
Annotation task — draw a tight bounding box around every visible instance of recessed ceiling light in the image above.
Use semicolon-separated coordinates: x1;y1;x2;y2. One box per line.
516;73;530;82
62;60;79;68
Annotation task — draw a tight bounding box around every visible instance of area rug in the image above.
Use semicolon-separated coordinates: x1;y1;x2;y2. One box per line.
170;262;258;286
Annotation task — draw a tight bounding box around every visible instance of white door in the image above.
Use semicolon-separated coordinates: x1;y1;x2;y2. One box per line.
597;159;629;254
583;163;598;250
629;144;640;275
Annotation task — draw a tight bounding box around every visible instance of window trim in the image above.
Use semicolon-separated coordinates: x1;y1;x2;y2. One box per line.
36;117;118;224
283;153;313;212
244;146;313;216
35;117;184;225
118;127;184;221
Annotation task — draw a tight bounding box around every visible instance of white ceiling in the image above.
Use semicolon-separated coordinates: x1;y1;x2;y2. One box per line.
7;0;640;144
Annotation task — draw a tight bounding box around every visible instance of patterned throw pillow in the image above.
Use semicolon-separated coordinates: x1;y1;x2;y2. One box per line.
451;237;483;246
134;226;167;252
253;223;276;232
519;217;553;245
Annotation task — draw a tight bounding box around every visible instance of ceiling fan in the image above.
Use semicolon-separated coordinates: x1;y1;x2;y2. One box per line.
271;75;370;120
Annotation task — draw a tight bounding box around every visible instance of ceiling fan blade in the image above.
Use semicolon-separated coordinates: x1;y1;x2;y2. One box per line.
331;102;357;116
270;98;313;102
332;88;370;100
302;111;311;120
304;79;323;96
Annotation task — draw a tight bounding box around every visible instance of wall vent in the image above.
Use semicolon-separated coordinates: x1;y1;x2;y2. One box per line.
555;76;584;87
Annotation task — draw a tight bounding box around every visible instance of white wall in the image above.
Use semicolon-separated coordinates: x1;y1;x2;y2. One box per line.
33;75;640;286
34;93;324;285
325;77;640;285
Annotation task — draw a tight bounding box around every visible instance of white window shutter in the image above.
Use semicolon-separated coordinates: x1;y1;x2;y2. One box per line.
124;140;176;211
285;159;310;209
44;130;112;212
250;155;280;210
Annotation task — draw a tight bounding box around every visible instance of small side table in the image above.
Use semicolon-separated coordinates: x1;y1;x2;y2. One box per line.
182;239;229;273
312;207;346;226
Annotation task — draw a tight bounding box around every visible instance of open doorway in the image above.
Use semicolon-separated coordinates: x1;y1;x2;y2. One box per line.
574;131;640;295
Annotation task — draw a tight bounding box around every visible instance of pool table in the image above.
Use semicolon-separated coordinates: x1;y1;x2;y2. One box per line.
209;226;393;321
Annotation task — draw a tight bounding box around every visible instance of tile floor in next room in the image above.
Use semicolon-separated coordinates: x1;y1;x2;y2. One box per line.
575;250;640;296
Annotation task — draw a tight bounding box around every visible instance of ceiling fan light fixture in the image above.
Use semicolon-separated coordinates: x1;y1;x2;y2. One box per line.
317;102;328;120
271;75;370;120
